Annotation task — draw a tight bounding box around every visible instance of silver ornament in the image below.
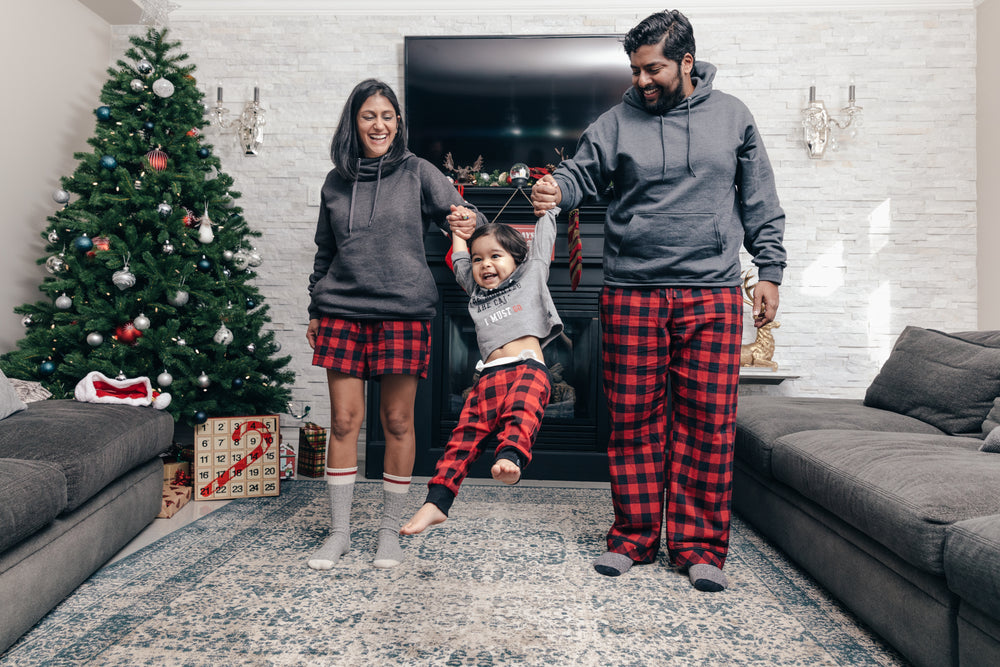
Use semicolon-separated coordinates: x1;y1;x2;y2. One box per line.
247;249;263;267
222;249;234;262
176;338;187;346
157;202;173;217
87;332;104;346
162;240;175;255
168;290;189;306
222;268;231;278
130;78;145;92
152;78;174;98
272;340;282;352
133;313;150;330
136;59;153;75
246;343;256;354
47;230;60;244
112;267;136;290
53;189;70;204
157;371;173;387
45;254;66;274
213;324;234;346
232;248;251;270
55;293;72;310
196;372;211;388
21;315;34;327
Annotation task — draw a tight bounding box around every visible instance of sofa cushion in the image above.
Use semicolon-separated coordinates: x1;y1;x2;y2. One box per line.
735;396;943;477
984;398;1000;436
0;369;27;421
864;326;1000;435
0;400;173;512
770;429;1000;574
0;458;67;553
944;515;1000;619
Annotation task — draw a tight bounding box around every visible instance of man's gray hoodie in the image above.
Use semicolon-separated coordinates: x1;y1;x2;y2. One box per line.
553;61;786;287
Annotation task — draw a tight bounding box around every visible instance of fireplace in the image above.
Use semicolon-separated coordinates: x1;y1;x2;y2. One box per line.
366;186;611;482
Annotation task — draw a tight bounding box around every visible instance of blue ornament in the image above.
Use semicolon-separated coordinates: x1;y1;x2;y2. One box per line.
197;257;212;272
99;155;117;170
197;147;210;159
39;361;56;376
194;410;208;425
73;235;93;251
245;298;256;309
232;377;244;389
143;121;155;132
95;106;111;121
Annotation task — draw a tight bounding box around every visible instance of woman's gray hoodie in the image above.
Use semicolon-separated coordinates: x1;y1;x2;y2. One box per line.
553;60;786;287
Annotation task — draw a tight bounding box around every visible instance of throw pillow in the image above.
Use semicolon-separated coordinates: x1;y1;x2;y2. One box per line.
8;378;52;403
982;425;1000;454
984;397;1000;436
864;326;1000;435
0;368;28;420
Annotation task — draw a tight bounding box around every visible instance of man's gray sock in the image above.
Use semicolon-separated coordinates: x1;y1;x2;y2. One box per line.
689;563;728;592
593;551;634;577
308;468;355;570
373;473;411;569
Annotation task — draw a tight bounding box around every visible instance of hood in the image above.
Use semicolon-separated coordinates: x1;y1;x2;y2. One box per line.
622;61;717;178
348;150;413;232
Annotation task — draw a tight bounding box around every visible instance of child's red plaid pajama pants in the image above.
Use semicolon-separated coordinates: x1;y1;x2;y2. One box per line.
599;286;743;570
430;360;551;496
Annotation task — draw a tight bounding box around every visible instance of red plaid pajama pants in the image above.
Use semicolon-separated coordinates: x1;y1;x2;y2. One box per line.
600;286;743;569
430;359;551;496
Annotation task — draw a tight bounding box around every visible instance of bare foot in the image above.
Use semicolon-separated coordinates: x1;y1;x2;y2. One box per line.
491;459;521;485
400;502;447;535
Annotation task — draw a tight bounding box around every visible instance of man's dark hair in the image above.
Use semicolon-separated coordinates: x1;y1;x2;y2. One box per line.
622;9;696;63
330;78;407;181
468;223;529;265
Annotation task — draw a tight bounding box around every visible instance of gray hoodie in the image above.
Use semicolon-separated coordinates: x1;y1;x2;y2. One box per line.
553;61;786;287
308;151;481;320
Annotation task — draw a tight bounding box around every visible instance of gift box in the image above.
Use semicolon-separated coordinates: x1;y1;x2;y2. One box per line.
279;442;296;480
157;483;192;518
164;460;191;483
297;422;327;478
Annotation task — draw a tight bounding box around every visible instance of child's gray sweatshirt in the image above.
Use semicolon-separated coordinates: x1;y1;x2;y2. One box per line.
452;209;564;361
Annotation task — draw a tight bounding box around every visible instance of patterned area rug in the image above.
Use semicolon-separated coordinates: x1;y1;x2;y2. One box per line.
2;481;904;666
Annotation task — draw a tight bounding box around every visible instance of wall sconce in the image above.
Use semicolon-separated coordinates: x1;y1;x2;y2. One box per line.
211;85;266;156
802;83;863;159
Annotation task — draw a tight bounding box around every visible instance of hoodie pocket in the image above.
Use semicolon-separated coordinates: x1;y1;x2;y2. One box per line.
611;212;723;280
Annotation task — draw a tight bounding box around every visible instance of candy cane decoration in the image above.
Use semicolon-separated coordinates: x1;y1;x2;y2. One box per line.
567;208;583;291
199;419;275;498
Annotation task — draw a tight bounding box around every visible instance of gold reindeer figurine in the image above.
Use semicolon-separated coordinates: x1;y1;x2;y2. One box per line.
740;271;780;370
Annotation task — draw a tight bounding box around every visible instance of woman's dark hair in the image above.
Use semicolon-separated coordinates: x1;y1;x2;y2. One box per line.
622;9;696;64
468;223;529;266
330;79;407;181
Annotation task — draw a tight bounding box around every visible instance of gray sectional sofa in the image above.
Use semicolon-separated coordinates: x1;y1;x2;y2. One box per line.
735;326;1000;667
0;373;174;655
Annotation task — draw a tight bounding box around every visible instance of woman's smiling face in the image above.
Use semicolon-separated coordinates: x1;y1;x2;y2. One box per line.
356;93;398;158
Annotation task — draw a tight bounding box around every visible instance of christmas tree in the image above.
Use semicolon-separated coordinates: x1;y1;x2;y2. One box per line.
0;28;293;426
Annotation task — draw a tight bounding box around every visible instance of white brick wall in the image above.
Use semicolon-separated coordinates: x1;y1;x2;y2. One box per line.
112;7;977;428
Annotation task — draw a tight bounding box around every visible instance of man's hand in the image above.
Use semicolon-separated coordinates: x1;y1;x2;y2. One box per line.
530;175;562;217
753;281;779;327
447;204;475;240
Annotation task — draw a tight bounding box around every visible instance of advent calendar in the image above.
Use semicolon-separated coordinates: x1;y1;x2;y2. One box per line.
193;415;280;500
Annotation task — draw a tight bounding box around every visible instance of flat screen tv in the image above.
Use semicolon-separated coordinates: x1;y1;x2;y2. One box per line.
404;35;631;179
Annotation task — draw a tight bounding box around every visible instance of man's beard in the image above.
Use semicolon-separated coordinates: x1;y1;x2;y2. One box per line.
641;83;687;115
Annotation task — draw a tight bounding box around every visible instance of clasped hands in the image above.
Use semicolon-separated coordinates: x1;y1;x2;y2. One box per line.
447;204;476;240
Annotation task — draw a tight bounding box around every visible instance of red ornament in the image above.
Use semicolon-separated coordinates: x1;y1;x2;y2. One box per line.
186;127;200;137
145;148;168;171
115;321;143;345
86;236;111;258
183;208;199;228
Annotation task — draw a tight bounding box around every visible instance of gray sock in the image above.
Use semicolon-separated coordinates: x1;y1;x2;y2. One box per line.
308;471;355;570
373;474;411;569
593;551;634;577
689;563;728;592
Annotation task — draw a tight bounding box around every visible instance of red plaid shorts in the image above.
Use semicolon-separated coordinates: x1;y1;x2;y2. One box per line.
311;317;431;380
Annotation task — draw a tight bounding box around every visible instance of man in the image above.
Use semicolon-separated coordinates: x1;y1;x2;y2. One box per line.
531;9;786;592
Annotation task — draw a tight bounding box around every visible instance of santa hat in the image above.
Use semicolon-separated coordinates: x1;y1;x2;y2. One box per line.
74;371;171;410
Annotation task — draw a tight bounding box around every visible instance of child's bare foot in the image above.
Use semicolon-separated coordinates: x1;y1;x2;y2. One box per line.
491;459;521;485
400;502;447;535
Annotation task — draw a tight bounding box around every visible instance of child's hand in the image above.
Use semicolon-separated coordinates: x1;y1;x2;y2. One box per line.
448;204;475;240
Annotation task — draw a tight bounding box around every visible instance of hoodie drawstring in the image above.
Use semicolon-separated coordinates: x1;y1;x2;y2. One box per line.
660;99;696;178
347;154;385;233
684;99;695;178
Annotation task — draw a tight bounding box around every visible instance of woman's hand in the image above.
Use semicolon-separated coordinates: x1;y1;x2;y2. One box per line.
306;318;319;350
531;175;562;217
448;204;476;240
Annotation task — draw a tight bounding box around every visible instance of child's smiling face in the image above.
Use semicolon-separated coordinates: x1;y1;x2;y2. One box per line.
470;234;517;290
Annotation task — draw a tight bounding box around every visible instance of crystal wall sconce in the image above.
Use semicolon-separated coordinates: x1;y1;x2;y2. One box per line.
802;83;863;159
210;85;266;156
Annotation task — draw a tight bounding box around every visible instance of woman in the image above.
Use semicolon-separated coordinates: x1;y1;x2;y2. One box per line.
306;79;480;569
